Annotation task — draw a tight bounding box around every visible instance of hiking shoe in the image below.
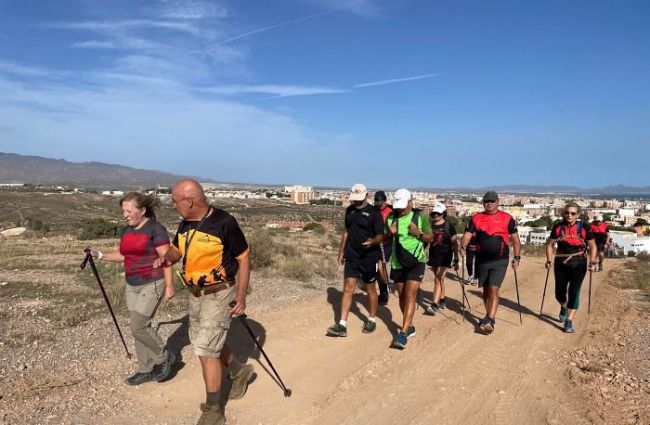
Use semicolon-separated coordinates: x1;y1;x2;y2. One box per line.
564;320;575;333
559;307;568;323
406;326;416;338
471;277;479;286
425;303;439;315
378;292;389;306
152;351;176;381
464;275;473;285
229;363;254;400
438;298;447;310
392;332;408;349
479;317;495;334
327;323;347;337
125;372;155;386
197;403;225;425
362;320;377;334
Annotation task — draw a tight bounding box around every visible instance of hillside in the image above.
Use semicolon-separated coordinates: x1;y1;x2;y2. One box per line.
0;152;213;189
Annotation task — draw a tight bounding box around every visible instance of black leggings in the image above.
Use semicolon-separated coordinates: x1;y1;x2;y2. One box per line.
554;260;587;310
466;249;475;276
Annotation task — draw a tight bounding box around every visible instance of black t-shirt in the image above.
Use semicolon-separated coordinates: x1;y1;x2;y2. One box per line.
344;203;384;261
429;221;457;258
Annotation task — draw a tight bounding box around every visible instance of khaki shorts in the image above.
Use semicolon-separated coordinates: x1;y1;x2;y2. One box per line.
189;284;237;358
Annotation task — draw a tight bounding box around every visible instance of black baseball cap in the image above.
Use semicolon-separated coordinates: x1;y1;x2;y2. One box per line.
374;190;387;205
482;191;499;202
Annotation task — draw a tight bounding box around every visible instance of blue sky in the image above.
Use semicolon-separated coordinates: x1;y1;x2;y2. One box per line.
0;0;648;188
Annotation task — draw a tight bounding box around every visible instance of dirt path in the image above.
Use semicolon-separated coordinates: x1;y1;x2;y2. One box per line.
117;256;612;425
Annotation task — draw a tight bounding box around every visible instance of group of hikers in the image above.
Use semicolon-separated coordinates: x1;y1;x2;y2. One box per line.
87;179;607;424
327;184;604;348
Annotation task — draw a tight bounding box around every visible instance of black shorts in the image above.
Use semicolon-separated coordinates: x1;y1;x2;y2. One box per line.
476;258;509;288
344;257;378;283
427;251;453;268
390;262;426;283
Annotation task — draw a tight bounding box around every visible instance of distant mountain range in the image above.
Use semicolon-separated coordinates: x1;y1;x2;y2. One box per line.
1;152;649;195
0;152;214;189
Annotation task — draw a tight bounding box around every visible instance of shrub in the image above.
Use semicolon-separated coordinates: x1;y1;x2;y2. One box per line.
79;219;119;240
248;230;275;269
282;257;314;282
303;222;325;234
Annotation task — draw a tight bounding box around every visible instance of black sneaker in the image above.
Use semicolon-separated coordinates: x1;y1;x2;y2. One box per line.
327;323;347;337
152;351;176;381
378;292;389;306
125;372;155;386
425;303;439;315
438;298;447;310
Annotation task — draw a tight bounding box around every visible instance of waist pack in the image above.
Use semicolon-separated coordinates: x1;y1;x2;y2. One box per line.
393;209;423;268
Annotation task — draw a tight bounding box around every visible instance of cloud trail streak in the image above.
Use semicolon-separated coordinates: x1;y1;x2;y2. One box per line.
354;73;438;88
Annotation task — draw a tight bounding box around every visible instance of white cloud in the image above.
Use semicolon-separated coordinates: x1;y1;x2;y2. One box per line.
305;0;383;19
158;0;228;20
198;84;346;97
0;60;53;77
0;71;353;185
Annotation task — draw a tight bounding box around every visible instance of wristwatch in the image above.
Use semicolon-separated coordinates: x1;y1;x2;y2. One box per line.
512;255;521;262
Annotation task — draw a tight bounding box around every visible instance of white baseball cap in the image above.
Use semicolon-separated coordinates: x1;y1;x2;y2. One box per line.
432;202;446;214
393;188;412;209
349;183;368;201
595;215;604;221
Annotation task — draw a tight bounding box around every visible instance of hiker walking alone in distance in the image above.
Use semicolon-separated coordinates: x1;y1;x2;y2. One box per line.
589;215;610;271
425;202;460;315
88;192;176;385
545;202;598;333
161;179;254;425
327;183;385;337
461;191;521;334
374;190;393;305
385;189;432;349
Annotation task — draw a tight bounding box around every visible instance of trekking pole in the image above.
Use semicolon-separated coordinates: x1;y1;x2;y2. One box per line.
231;303;292;397
380;243;392;295
539;268;550;319
454;270;472;311
587;267;593;315
513;269;523;325
456;264;466;322
80;249;132;359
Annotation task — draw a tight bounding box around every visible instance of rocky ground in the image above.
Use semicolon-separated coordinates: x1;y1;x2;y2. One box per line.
562;266;649;425
0;237;648;424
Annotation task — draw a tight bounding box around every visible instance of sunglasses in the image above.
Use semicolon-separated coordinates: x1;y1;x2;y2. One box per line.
483;200;496;204
430;212;443;216
564;211;578;216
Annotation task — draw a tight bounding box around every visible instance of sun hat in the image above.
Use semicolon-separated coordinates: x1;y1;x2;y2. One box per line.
393;188;412;209
349;183;368;201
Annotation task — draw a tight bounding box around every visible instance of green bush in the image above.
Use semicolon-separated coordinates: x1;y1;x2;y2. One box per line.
282;257;314;282
79;219;119;240
303;222;325;234
248;230;275;269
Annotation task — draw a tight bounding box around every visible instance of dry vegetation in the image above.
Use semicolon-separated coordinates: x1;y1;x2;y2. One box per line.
0;192;348;424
